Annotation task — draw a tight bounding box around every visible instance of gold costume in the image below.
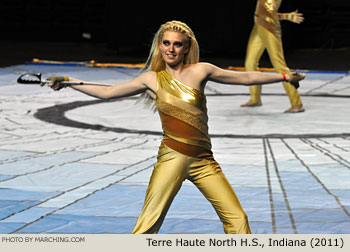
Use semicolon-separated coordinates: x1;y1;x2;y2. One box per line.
132;71;251;234
245;0;302;106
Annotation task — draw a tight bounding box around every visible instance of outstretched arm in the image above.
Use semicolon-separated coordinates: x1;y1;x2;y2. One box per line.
48;71;155;100
202;63;304;87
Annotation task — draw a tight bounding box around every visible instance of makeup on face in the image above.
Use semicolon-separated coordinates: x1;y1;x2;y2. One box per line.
160;31;188;66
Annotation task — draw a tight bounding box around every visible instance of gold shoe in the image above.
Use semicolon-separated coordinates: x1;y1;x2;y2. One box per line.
284;105;305;113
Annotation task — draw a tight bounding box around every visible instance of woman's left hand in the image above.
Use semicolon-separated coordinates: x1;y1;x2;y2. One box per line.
289;72;306;89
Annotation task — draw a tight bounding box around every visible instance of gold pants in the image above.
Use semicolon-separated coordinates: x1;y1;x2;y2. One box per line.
245;24;302;106
132;142;251;234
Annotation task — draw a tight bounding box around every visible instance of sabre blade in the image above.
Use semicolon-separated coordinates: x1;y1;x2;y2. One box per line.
17;72;108;86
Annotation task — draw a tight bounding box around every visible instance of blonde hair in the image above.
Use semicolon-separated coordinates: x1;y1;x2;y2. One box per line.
144;20;199;72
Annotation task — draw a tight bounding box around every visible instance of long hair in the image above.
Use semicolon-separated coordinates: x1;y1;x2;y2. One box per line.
144;20;200;72
138;21;199;111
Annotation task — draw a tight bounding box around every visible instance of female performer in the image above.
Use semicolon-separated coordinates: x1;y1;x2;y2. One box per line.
241;0;305;113
48;20;304;234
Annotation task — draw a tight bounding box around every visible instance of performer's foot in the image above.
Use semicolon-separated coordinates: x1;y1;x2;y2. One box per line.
240;101;262;107
284;105;305;113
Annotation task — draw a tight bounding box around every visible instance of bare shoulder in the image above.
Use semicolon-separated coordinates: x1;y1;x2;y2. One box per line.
137;71;157;91
192;62;216;71
192;62;221;76
187;62;216;77
138;70;156;81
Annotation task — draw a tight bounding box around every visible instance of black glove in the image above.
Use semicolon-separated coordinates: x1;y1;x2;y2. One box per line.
289;72;306;89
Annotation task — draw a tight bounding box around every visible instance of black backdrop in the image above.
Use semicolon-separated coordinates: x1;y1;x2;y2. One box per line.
1;0;350;64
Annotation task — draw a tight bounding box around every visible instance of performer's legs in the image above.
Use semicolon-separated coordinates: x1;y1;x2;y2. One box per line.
242;25;266;107
132;143;250;234
132;142;188;234
256;25;304;112
188;158;251;234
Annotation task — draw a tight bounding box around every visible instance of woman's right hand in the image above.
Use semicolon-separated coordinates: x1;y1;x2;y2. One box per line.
47;76;70;91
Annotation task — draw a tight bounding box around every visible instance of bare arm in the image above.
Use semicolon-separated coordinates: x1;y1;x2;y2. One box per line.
202;63;292;86
50;71;155;100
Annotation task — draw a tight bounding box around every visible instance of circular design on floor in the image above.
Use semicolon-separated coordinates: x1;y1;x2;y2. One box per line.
34;94;350;138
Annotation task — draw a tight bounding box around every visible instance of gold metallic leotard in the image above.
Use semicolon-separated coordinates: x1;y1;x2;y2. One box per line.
156;70;212;158
132;70;251;234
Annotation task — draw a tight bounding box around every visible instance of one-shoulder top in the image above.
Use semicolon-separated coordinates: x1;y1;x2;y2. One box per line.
155;70;213;158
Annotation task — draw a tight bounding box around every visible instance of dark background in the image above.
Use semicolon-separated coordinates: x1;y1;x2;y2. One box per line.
1;0;350;70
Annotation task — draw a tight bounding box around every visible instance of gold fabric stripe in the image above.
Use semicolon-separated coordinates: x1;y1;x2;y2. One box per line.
164;132;212;150
157;85;207;118
157;71;205;110
162;137;213;159
156;98;209;137
255;14;277;27
158;110;212;157
158;111;209;141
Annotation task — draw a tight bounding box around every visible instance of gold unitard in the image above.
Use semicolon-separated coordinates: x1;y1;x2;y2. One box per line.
245;0;302;106
132;71;251;234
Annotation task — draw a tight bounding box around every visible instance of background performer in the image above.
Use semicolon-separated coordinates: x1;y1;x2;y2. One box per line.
241;0;305;113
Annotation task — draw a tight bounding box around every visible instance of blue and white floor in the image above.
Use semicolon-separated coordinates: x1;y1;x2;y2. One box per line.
0;63;349;234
